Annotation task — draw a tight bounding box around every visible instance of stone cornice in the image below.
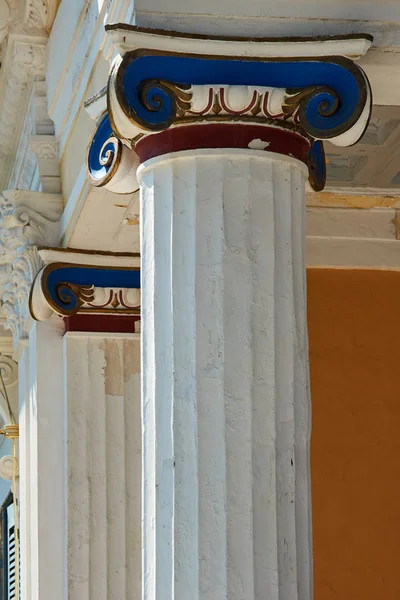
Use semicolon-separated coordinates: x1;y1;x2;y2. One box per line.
107;25;372;58
0;31;47;188
0;191;62;347
306;205;400;270
0;1;60;191
8;81;61;193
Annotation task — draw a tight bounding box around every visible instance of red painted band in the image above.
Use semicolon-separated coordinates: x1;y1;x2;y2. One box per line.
64;314;140;334
135;123;311;165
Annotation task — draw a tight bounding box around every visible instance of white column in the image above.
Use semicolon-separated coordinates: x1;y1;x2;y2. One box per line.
19;340;31;600
20;320;67;600
139;148;312;600
64;331;142;600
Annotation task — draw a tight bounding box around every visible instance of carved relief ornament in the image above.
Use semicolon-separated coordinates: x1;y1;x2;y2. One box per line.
0;191;62;347
86;26;373;193
22;0;59;31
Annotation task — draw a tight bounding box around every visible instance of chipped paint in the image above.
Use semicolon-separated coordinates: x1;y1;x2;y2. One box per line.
123;338;140;383
122;217;140;226
248;138;270;150
104;339;124;396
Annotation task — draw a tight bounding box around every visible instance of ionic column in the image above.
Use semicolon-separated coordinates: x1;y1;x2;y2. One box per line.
29;247;142;600
86;26;373;599
0;190;63;600
139;147;312;599
64;331;141;600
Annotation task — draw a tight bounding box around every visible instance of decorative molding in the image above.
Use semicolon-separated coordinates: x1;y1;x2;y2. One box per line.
64;314;141;335
83;287;141;313
1;246;43;346
0;1;11;42
86;27;373;193
38;247;140;267
0;190;62;245
21;0;59;31
0;337;14;355
0;354;18;386
0;191;62;347
107;25;373;59
8;81;60;193
29;136;58;160
0;455;18;481
0;32;47;190
306;205;400;269
30;248;141;322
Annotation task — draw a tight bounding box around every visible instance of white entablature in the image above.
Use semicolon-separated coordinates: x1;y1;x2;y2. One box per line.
0;0;60;192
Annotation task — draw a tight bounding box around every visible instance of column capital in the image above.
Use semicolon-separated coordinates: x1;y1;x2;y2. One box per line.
0;190;62;348
86;26;373;192
29;248;141;334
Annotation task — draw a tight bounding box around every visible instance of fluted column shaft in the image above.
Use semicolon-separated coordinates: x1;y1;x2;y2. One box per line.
19;326;142;600
65;332;142;600
139;148;312;600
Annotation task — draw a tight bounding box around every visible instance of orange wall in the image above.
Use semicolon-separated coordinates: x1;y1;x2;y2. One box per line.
308;269;400;600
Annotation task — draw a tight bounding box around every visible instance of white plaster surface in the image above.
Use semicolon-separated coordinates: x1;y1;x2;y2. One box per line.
306;207;397;239
307;237;400;269
134;0;400;22
110;26;371;58
19;321;66;600
19;324;142;600
139;149;312;599
65;333;141;600
305;206;400;269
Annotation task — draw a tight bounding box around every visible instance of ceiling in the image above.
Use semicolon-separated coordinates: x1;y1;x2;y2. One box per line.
325;106;400;191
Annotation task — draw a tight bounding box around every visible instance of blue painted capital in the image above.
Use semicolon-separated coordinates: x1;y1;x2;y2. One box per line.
86;27;373;192
29;249;141;321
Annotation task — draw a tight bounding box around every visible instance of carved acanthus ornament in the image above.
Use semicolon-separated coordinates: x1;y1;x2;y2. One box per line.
21;0;59;31
86;27;373;194
0;191;62;347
